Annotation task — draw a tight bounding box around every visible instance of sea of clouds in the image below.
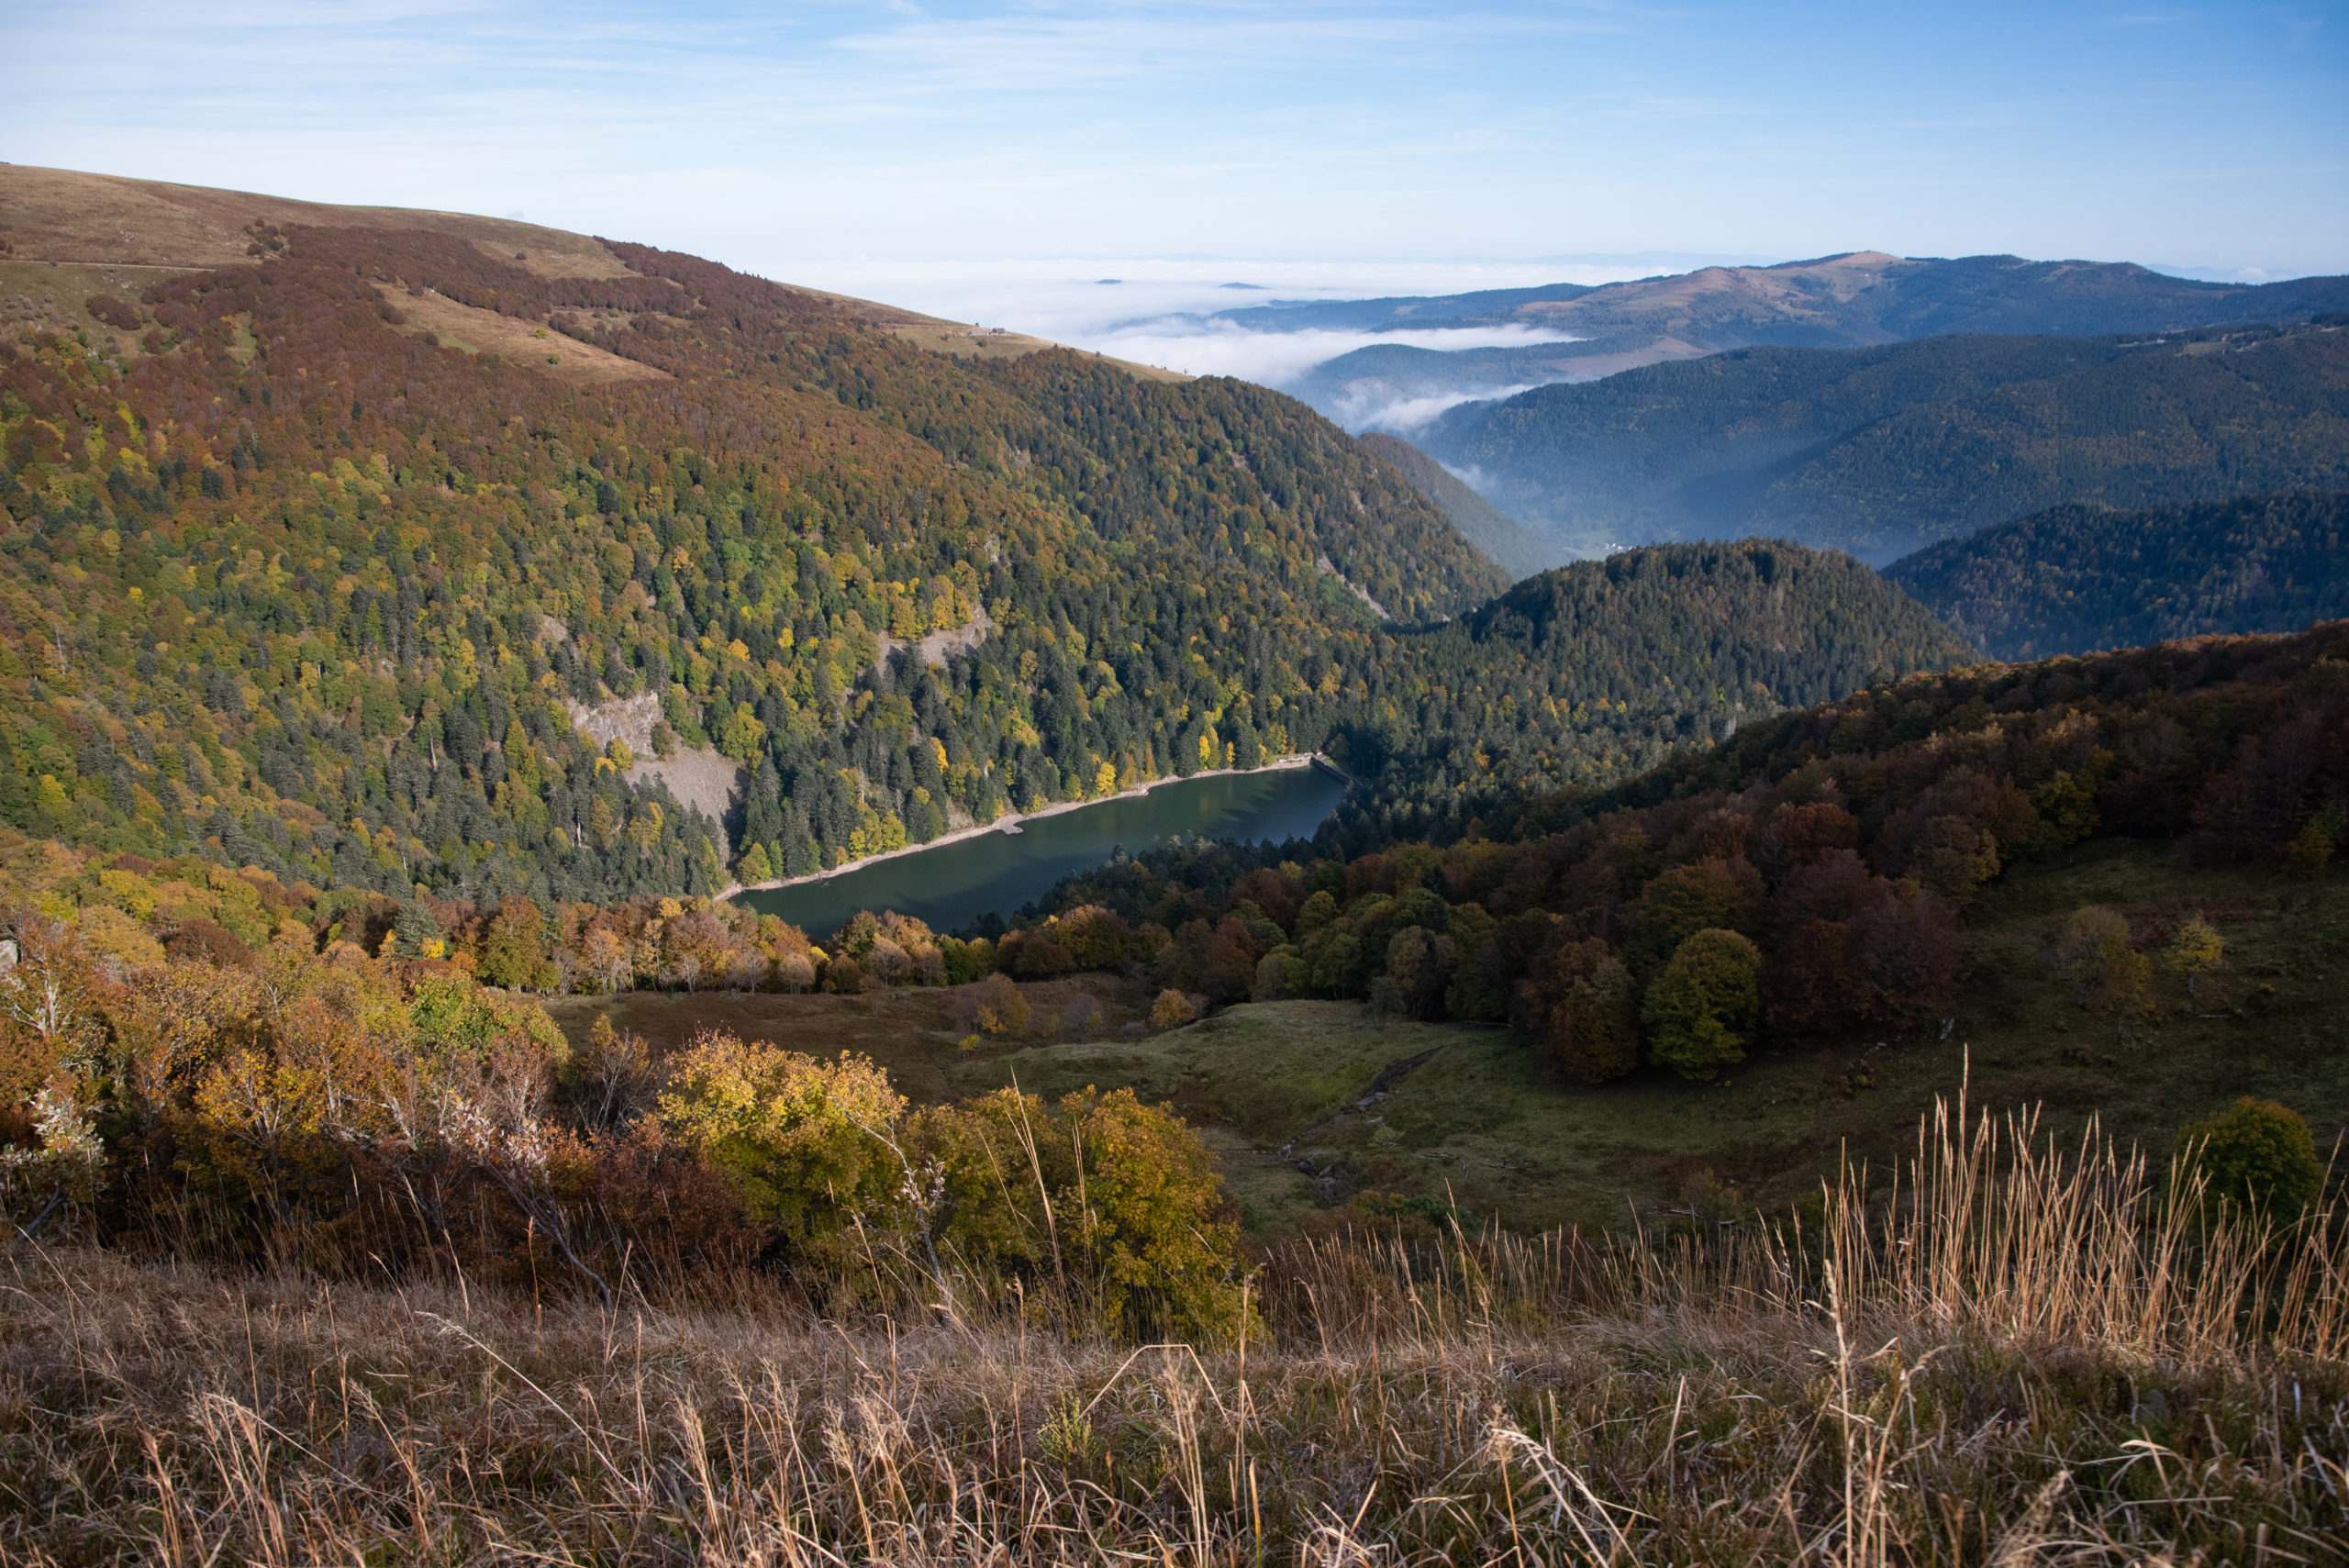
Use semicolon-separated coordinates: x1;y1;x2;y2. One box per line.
758;256;1687;426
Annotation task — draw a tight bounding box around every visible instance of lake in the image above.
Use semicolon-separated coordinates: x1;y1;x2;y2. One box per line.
730;764;1348;939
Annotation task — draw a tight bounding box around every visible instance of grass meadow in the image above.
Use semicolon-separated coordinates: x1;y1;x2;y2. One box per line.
4;1089;2343;1564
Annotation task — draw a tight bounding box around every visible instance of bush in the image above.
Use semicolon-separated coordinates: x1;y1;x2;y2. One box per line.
1149;988;1197;1030
1642;929;1761;1081
2163;917;2224;995
970;973;1029;1036
2178;1097;2324;1220
918;1086;1244;1340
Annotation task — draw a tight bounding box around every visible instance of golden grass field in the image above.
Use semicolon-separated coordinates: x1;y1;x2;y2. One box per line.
6;1095;2340;1564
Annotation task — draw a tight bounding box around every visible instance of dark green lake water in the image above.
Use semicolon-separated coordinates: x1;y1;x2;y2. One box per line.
731;765;1346;938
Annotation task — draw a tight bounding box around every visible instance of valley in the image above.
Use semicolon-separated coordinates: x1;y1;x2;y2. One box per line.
557;834;2349;1240
4;160;2346;1565
1413;321;2349;561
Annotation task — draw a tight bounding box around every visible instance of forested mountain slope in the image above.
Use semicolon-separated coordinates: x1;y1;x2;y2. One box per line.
0;201;1502;911
1419;323;2349;560
0;174;1969;915
1318;540;1971;849
1355;433;1562;578
1887;491;2349;660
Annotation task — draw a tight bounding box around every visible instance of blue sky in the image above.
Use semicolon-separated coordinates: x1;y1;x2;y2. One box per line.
4;1;2343;287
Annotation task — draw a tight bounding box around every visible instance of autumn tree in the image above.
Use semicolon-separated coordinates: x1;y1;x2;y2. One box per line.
914;1086;1244;1340
2177;1096;2324;1221
656;1032;907;1263
1642;929;1762;1081
1621;858;1765;977
2164;917;2224;996
2059;906;2153;1040
1514;935;1640;1083
971;973;1030;1036
1766;851;1962;1033
478;896;553;990
566;1014;657;1132
1149;988;1197;1030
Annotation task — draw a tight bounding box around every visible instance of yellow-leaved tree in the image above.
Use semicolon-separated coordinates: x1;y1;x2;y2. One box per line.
657;1032;907;1269
915;1086;1245;1343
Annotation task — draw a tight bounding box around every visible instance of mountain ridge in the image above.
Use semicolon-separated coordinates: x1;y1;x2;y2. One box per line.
1416;322;2349;561
0;163;1188;384
1241;250;2349;431
1885;490;2349;660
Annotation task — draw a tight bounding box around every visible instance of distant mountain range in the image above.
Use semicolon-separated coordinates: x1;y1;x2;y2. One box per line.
1228;251;2349;435
1411;322;2349;562
1229;252;2349;340
1885;490;2349;661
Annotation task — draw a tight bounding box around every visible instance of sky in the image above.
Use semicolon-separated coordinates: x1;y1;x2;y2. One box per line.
4;0;2344;338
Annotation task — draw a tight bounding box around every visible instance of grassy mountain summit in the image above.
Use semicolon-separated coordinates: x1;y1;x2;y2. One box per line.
1419;322;2349;560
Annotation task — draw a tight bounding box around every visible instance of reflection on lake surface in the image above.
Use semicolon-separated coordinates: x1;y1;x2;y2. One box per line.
730;765;1346;938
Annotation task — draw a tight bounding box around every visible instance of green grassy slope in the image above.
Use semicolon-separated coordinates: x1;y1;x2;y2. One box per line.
557;834;2349;1242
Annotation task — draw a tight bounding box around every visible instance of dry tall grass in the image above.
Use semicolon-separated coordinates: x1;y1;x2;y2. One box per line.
5;1091;2343;1564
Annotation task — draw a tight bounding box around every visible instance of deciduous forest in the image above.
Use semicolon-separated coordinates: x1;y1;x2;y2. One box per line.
0;222;1958;909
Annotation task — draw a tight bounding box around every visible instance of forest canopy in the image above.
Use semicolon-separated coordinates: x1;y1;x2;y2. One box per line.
0;222;1963;910
1886;489;2349;660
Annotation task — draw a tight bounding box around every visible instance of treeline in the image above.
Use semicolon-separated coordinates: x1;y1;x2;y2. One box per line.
1420;323;2349;557
1008;620;2349;1081
1886;489;2349;660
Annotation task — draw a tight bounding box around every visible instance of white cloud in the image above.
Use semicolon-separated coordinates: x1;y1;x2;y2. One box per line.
749;256;1623;396
1075;325;1575;386
764;256;1660;327
1328;382;1538;434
